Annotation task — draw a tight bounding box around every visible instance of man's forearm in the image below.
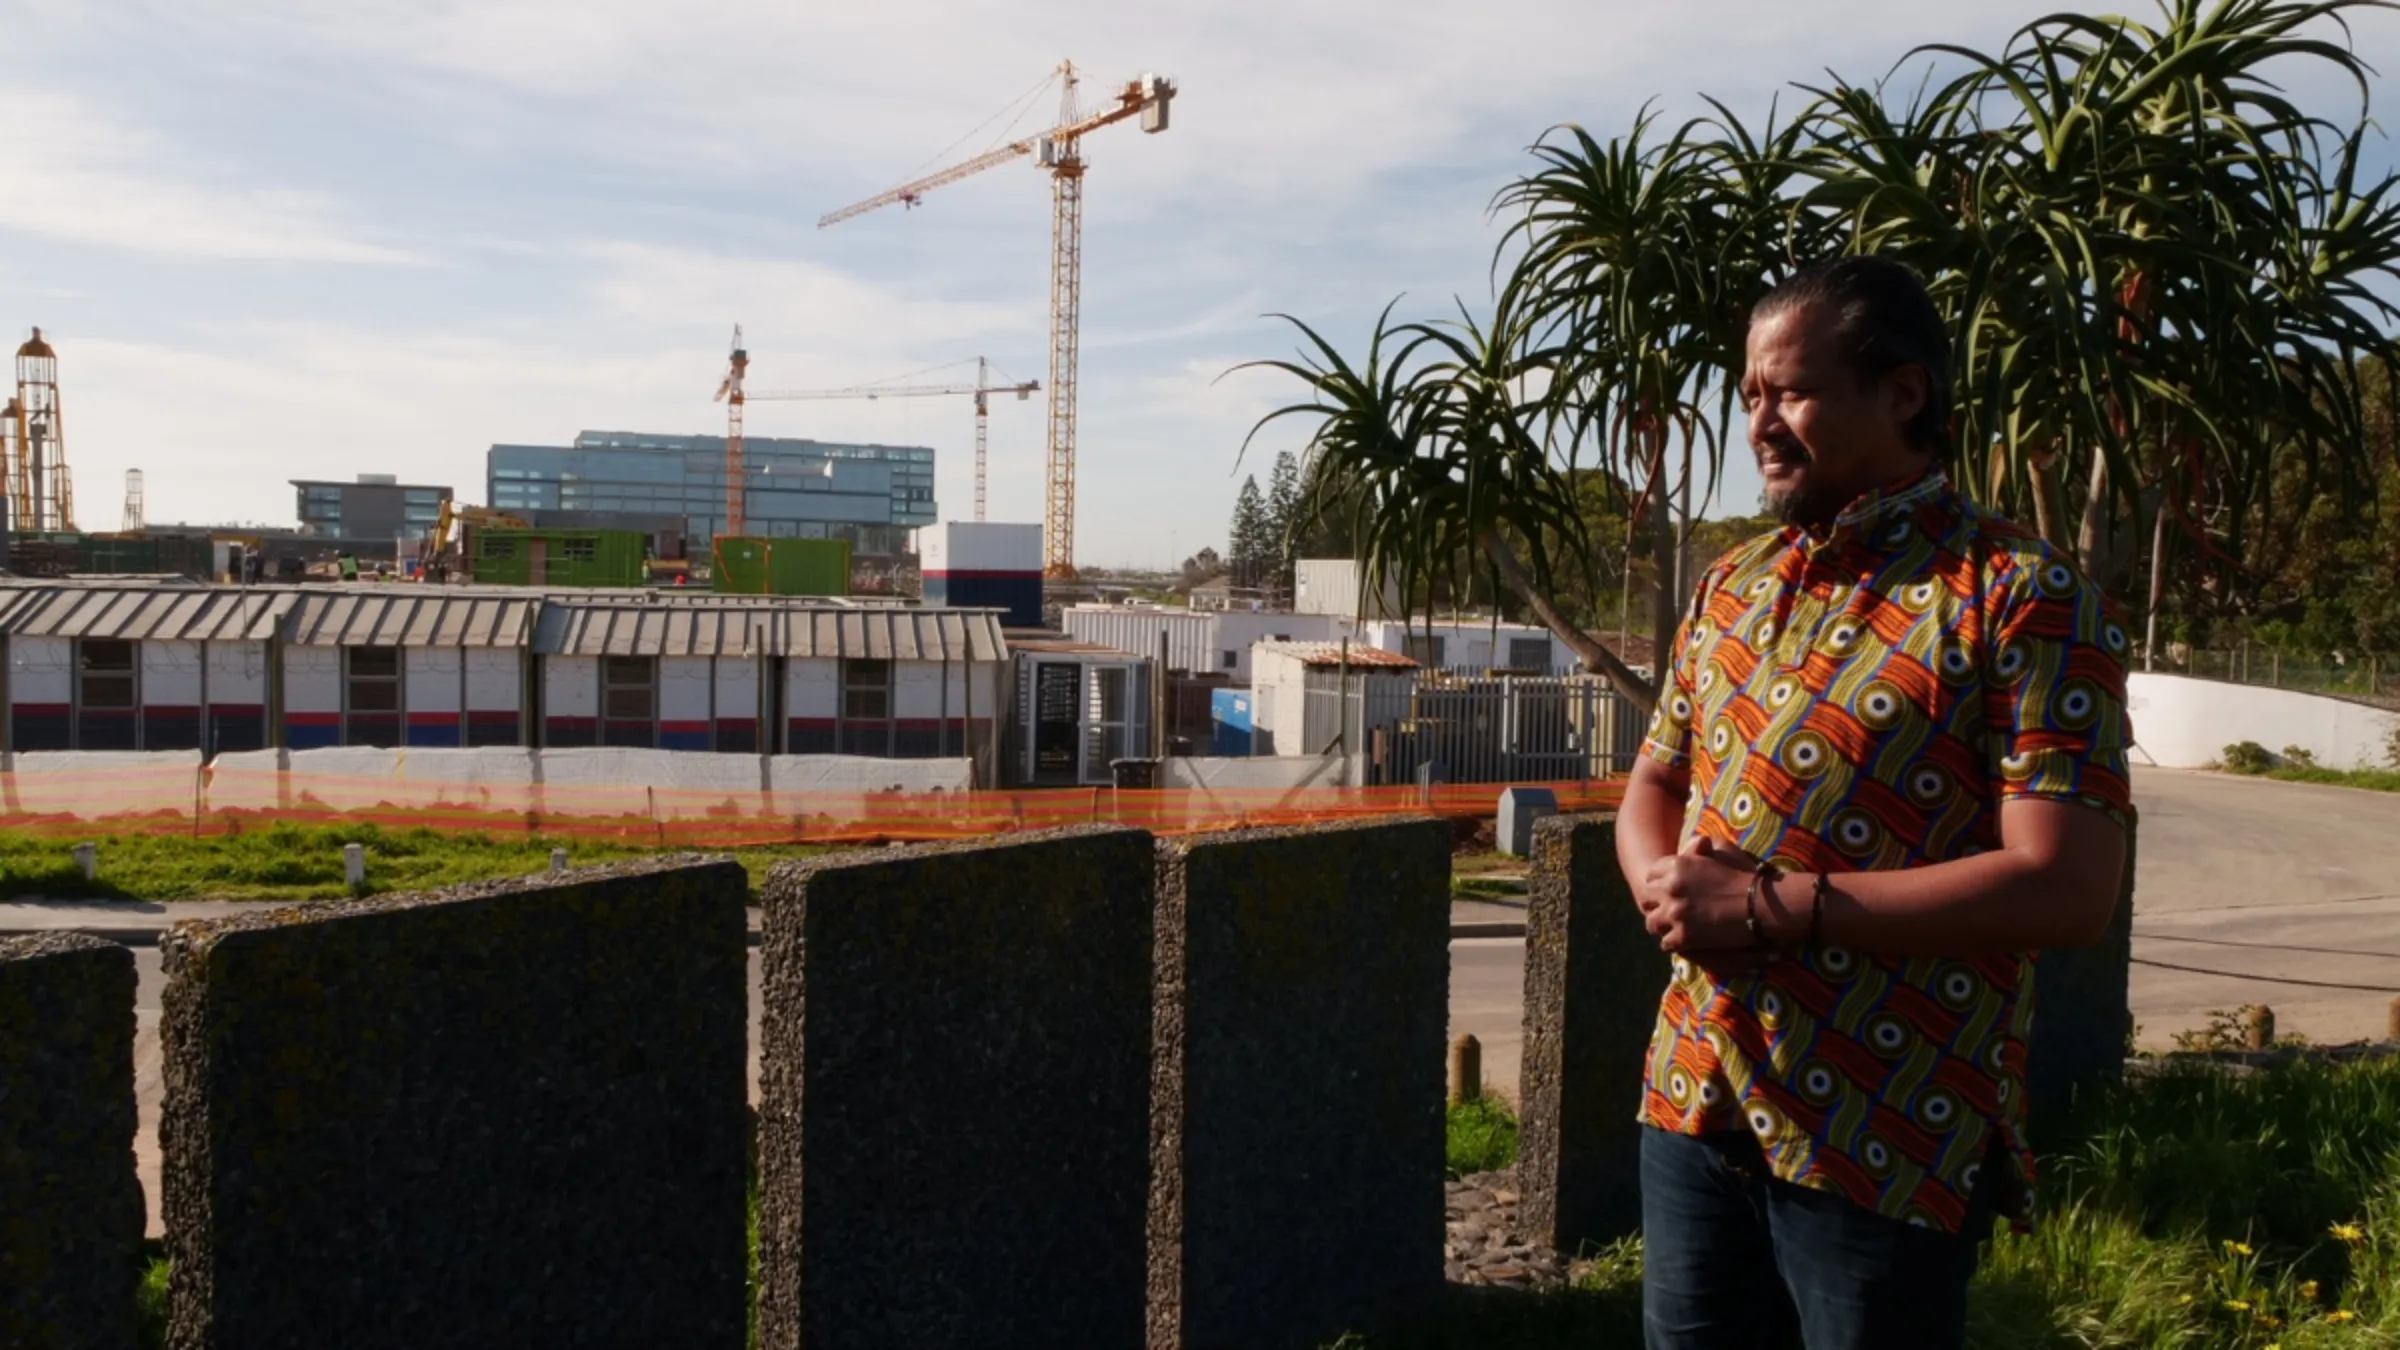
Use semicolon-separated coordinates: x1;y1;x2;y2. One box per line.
1615;757;1689;889
1757;817;2125;958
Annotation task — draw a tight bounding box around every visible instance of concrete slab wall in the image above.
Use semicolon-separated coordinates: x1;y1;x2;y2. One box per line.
757;828;1158;1350
159;858;750;1350
1516;813;1664;1255
2127;671;2400;771
0;933;143;1350
1148;819;1450;1350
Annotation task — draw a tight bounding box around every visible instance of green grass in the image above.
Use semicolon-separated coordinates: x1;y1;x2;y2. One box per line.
1448;1095;1522;1179
2259;764;2400;793
1451;875;1527;903
0;824;832;903
1335;1053;2400;1348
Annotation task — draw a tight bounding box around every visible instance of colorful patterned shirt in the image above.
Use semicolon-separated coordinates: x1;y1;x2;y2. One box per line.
1638;470;2132;1233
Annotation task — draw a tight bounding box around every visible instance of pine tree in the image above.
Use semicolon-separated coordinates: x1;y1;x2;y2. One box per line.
1265;451;1303;596
1229;477;1268;588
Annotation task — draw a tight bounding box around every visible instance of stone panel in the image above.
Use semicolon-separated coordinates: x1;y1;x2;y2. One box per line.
2027;811;2140;1141
159;858;750;1350
1517;814;1665;1256
1147;818;1451;1350
0;933;142;1350
756;828;1157;1350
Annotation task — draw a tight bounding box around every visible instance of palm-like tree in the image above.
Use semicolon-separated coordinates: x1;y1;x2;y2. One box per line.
1246;0;2400;700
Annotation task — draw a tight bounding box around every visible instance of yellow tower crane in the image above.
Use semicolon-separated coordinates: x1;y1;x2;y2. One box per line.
818;62;1175;578
711;325;750;537
748;359;1039;523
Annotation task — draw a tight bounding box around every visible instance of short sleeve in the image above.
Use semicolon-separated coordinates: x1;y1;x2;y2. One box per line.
1640;590;1706;770
1982;550;2133;821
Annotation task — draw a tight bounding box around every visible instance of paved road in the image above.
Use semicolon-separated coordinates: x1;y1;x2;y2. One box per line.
101;765;2400;1234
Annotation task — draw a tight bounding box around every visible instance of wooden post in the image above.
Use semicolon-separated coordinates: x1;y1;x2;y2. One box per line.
1448;1034;1481;1107
2386;995;2399;1044
2272;650;2283;688
2244;1004;2275;1051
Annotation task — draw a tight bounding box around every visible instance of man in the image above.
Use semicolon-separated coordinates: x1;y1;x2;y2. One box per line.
336;550;359;582
1617;255;2132;1349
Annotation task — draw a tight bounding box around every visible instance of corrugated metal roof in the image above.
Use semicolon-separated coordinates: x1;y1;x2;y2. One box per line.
538;604;1006;660
1255;641;1420;671
284;590;539;647
0;585;292;641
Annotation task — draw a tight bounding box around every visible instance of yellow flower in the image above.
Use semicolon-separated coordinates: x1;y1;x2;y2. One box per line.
2179;1294;2196;1306
2326;1309;2359;1325
2225;1300;2253;1312
2224;1239;2255;1256
2330;1222;2366;1243
2300;1280;2320;1300
2256;1314;2282;1329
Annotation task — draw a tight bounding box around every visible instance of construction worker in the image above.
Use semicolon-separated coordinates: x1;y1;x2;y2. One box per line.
336;551;359;582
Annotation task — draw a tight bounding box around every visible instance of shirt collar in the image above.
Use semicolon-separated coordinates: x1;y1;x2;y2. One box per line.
1790;469;1952;556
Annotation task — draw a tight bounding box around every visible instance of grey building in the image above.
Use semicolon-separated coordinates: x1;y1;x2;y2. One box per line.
292;474;453;542
487;431;936;558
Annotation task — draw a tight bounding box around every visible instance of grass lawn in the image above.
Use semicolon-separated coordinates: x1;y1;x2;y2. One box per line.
2255;764;2400;793
1379;1054;2400;1348
0;823;831;903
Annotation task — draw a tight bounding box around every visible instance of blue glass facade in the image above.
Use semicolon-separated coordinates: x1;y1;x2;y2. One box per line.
487;431;936;556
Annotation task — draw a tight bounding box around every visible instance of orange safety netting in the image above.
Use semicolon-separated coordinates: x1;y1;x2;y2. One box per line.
0;766;1624;846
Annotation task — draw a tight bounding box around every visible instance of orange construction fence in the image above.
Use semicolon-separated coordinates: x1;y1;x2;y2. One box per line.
0;764;1625;846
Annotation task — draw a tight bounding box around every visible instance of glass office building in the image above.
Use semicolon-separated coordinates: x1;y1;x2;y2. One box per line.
487;431;936;556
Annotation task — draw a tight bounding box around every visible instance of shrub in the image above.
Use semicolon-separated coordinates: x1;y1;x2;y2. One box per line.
2224;741;2275;774
2281;745;2319;770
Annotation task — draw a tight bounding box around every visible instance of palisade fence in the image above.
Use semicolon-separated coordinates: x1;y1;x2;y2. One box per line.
1308;674;1651;787
2155;646;2400;707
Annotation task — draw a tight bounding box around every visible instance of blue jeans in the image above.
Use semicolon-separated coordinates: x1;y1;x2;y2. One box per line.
1640;1126;1996;1350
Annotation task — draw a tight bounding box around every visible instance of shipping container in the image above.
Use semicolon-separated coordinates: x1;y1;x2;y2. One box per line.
1209;686;1254;756
1293;559;1403;619
1062;605;1354;683
924;574;1042;628
712;536;852;597
919;521;1042;574
470;528;649;588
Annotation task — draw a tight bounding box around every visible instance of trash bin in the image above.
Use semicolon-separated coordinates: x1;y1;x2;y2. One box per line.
1110;758;1162;790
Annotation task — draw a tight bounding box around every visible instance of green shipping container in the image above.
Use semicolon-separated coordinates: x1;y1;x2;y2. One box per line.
471;529;649;588
712;537;851;596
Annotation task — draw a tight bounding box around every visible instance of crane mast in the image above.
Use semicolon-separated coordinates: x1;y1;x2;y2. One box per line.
712;326;749;537
817;61;1174;577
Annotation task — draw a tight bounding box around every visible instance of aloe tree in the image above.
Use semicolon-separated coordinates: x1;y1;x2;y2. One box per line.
1245;0;2400;700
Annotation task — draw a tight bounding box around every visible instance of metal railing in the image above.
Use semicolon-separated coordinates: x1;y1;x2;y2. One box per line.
2153;647;2398;707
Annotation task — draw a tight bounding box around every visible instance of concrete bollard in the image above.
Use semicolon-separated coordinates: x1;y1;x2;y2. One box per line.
343;844;366;892
2244;1004;2275;1050
551;849;571;875
1449;1034;1481;1107
72;842;96;881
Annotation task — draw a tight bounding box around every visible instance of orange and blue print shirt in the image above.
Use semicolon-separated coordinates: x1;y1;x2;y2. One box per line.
1638;470;2132;1233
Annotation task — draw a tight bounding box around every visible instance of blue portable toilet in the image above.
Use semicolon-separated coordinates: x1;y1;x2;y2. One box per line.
1210;688;1254;756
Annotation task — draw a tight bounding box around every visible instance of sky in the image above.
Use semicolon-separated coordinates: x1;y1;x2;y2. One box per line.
5;0;2398;569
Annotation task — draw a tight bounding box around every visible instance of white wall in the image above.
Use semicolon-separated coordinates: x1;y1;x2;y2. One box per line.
464;649;521;717
140;640;203;706
9;635;72;706
406;647;462;719
659;656;714;725
715;656;761;727
786;658;839;721
895;662;944;721
282;646;342;717
2126;672;2400;771
207;642;270;707
1362;619;1562;673
544;655;599;720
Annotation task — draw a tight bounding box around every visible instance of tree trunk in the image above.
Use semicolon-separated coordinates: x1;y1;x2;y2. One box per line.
1478;530;1659;712
1648;435;1677;691
2079;451;2113;582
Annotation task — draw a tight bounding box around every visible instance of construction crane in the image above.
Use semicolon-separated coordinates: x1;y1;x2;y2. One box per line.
818;62;1175;577
711;325;750;537
749;359;1038;523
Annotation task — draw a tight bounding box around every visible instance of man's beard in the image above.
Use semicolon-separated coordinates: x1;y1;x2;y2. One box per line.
1760;441;1839;529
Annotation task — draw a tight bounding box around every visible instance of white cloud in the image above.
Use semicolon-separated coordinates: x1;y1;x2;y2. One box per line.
0;89;420;264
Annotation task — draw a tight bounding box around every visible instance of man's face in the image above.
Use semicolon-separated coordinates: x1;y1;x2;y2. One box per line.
1740;303;1926;529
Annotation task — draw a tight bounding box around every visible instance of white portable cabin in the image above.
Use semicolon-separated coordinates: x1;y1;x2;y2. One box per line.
1062;604;1352;683
1006;637;1155;788
533;602;1005;769
1359;617;1568;675
280;589;539;749
1247;641;1420;758
0;582;291;753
